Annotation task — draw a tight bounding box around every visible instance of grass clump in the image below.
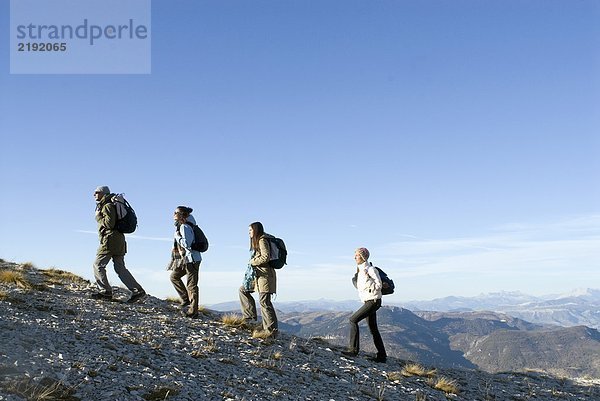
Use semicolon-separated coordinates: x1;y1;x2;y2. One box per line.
252;329;275;340
165;296;180;303
386;371;404;382
42;268;88;285
427;376;459;395
5;377;78;401
20;262;36;270
0;270;32;289
221;313;248;328
401;363;437;378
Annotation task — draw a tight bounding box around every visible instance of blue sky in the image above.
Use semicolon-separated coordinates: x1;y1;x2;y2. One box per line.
1;0;599;305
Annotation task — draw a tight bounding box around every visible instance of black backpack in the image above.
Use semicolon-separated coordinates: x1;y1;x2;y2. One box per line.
375;266;395;295
185;222;209;253
267;236;287;269
112;194;137;234
352;264;395;295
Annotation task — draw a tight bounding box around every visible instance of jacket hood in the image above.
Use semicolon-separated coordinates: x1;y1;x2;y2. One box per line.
186;215;197;225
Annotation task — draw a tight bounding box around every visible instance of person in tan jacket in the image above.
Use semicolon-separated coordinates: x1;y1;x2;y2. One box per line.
239;221;278;338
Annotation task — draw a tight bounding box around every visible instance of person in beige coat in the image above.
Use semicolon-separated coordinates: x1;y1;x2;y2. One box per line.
239;221;278;338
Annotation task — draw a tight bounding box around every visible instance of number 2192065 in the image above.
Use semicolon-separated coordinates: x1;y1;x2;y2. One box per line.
18;42;67;51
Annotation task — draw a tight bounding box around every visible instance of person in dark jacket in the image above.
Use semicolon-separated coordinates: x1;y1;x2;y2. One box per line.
91;186;145;303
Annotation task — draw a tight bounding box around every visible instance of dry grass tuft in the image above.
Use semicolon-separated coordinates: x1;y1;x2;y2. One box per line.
42;268;88;285
401;363;437;378
165;296;180;303
221;313;248;328
0;270;32;289
20;262;36;270
271;351;283;360
197;304;210;315
5;377;77;400
252;329;275;340
427;376;459;394
0;291;8;301
386;371;404;382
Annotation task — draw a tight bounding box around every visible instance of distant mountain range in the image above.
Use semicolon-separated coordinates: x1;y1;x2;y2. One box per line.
211;288;600;329
278;307;600;378
210;290;600;378
401;289;600;329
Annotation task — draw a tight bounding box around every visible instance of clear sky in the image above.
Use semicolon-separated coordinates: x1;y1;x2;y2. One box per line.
1;0;599;305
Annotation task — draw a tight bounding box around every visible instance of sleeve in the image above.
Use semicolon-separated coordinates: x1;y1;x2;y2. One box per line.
177;224;194;263
250;237;270;267
366;265;382;291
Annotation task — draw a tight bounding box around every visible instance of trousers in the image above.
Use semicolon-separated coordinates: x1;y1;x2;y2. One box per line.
239;286;278;333
93;253;143;294
348;298;386;358
170;261;201;314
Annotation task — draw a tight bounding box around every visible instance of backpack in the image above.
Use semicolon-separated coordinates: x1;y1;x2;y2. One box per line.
112;194;137;234
375;266;395;295
267;236;287;269
184;222;209;253
352;264;395;295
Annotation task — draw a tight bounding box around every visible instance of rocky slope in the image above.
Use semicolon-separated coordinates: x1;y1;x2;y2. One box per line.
0;260;598;401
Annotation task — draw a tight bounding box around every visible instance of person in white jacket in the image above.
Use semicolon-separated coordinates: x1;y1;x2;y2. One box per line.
342;247;387;363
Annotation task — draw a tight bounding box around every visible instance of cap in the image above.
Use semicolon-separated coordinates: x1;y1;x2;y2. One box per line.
356;247;370;261
94;186;110;195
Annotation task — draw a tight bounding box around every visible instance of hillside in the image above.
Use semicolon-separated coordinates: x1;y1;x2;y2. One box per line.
0;260;598;401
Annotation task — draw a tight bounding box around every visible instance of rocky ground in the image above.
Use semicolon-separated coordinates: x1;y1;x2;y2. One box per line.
0;260;598;401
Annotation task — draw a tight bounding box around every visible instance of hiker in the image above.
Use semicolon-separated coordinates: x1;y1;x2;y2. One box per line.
238;221;278;338
342;247;387;363
168;206;203;318
91;186;146;303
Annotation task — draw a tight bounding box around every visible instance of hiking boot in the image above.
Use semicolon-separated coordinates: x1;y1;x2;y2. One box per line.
367;355;387;363
90;292;113;301
126;290;146;304
341;350;358;358
183;309;199;319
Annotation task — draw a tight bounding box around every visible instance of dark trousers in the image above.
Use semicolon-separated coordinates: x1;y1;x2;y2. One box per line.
170;261;200;314
348;299;386;358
